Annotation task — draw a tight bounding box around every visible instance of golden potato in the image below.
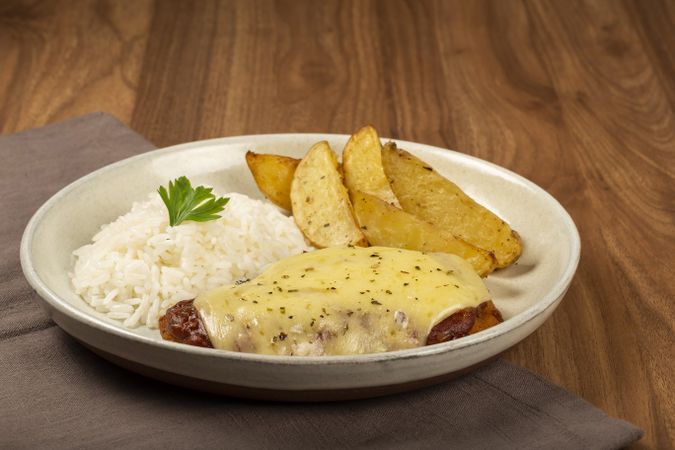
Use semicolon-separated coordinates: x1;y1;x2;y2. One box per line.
352;191;495;276
290;141;368;248
381;143;522;267
343;126;400;206
246;151;299;211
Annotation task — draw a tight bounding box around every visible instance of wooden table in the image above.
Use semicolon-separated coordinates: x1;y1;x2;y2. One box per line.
1;0;673;447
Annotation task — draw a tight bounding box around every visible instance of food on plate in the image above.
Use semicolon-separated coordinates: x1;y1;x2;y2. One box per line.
159;299;213;348
290;141;368;248
351;191;495;276
70;185;314;329
73;127;520;355
157;176;230;226
381;143;522;267
245;126;522;272
342;125;400;206
245;151;299;211
159;246;503;355
426;300;502;345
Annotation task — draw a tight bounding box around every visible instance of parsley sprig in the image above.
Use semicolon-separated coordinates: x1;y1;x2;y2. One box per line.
158;176;229;226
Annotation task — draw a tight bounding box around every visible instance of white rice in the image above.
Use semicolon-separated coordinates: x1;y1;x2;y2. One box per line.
70;192;314;329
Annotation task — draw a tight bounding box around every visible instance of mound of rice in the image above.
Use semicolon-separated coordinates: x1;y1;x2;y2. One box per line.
70;192;314;329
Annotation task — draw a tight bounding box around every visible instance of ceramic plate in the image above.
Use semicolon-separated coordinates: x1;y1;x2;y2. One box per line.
20;134;580;401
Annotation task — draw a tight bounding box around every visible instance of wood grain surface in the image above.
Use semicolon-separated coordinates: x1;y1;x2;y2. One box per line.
1;0;673;447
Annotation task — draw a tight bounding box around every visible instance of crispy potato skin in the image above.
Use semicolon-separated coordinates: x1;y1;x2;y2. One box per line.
160;300;503;349
381;143;522;268
245;151;300;211
352;191;495;276
426;300;503;345
343;126;400;207
290;141;368;248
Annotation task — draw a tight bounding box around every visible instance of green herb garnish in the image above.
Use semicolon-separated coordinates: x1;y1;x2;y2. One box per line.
158;176;229;226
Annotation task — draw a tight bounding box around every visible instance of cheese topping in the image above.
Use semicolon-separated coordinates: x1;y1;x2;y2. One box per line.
194;246;490;356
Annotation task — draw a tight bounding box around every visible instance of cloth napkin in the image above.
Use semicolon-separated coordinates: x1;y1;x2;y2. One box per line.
0;113;643;449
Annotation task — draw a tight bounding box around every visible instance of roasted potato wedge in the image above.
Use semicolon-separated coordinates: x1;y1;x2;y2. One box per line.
246;151;299;211
290;141;368;248
381;143;522;267
352;191;495;276
343;126;400;206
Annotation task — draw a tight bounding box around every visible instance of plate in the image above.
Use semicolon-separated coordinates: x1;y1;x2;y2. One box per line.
20;134;580;401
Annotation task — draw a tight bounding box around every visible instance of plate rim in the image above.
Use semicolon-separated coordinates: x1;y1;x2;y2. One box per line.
20;133;581;366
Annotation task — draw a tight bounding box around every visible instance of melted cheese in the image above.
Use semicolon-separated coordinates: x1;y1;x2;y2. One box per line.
194;246;490;356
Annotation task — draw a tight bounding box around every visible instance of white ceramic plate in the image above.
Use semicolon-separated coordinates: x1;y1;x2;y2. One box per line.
20;134;580;401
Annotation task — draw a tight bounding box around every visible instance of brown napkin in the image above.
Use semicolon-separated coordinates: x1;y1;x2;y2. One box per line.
1;113;642;449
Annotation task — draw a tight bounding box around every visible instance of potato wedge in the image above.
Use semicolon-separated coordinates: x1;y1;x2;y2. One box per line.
381;143;522;267
352;191;495;276
246;151;300;211
343;126;400;206
290;141;368;248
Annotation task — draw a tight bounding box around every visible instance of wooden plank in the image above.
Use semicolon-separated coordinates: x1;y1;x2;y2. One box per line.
0;0;153;134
